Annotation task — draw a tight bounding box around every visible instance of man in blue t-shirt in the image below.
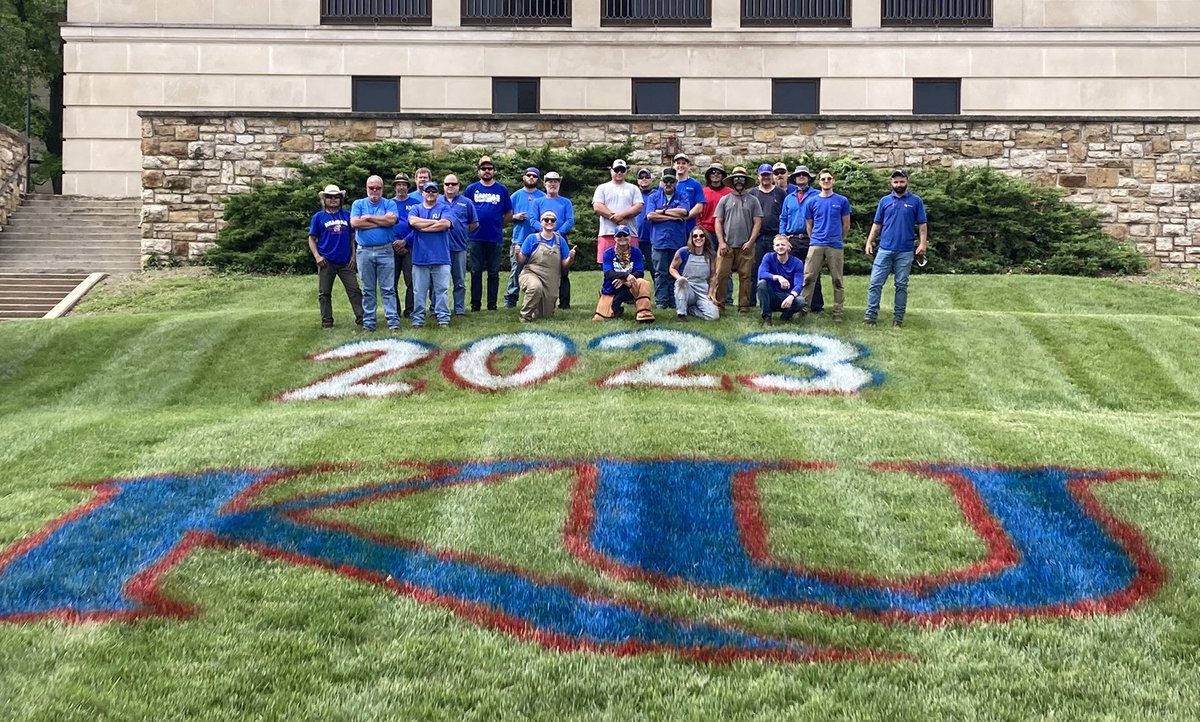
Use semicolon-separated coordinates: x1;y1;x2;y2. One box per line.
307;184;363;329
644;168;693;309
863;170;928;328
440;173;478;316
407;181;454;328
350;175;400;332
802;168;852;322
757;234;806;325
504;167;547;308
634;168;655;242
391;173;420;318
671;153;706;236
464;155;513;312
778;165;824;312
533;171;575;309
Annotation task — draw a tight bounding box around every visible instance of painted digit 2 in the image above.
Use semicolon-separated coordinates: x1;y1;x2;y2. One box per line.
589;329;730;390
738;332;881;394
278;339;438;401
442;332;577;391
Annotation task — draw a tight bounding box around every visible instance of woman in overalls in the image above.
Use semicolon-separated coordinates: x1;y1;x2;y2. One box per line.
669;228;720;320
516;211;575;322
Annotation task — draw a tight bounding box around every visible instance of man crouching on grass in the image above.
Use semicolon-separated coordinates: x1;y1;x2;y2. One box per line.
308;184;363;329
757;234;805;326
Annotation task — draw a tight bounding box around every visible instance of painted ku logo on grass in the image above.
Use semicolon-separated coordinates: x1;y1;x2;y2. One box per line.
0;459;1164;664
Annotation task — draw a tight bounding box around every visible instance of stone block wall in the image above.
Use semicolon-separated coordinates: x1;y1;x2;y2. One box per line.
139;112;1200;268
0;122;29;229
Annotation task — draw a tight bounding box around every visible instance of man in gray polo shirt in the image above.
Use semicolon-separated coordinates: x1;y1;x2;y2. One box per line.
713;166;763;312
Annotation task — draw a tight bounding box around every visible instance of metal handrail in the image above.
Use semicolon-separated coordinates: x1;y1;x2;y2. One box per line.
740;0;851;26
461;0;572;25
881;0;992;26
601;0;712;26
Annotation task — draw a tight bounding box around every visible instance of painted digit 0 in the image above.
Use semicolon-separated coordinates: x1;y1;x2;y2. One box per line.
442;332;577;391
737;332;880;394
589;329;730;390
279;339;439;401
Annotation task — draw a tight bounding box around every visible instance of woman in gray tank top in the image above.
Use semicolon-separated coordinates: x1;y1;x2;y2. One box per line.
669;229;720;320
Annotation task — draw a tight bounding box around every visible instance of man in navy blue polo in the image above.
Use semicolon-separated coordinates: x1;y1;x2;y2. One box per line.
465;155;513;311
864;170;928;328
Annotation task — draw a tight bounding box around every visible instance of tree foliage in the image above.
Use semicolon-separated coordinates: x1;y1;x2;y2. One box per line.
209;141;1145;277
0;0;65;186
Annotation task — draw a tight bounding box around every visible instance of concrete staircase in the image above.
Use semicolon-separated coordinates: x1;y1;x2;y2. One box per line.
0;194;141;274
0;194;141;319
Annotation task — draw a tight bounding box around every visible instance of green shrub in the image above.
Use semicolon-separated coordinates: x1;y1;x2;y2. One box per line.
208;142;1146;277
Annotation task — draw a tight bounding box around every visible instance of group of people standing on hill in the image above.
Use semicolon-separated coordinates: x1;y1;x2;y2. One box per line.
305;153;928;331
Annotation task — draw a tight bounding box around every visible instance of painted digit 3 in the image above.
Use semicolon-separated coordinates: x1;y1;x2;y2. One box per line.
737;332;882;394
441;332;578;392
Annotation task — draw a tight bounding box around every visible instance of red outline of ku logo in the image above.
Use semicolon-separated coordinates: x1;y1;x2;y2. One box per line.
0;459;1164;664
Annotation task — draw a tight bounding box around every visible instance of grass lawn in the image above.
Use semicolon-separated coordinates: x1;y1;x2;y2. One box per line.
0;270;1198;721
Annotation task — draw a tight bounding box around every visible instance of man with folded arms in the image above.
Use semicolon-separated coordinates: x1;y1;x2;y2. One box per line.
350;175;400;332
407;181;454;328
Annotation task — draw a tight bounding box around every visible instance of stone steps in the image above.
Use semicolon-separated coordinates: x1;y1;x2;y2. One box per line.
0;272;104;320
0;194;141;274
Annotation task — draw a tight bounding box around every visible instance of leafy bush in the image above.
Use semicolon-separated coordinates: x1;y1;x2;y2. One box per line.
208;142;1145;277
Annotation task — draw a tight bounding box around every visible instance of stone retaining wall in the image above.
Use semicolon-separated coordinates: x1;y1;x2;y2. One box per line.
139;112;1200;268
0;123;28;228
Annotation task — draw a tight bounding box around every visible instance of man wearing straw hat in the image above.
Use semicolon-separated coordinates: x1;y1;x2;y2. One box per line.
307;184;363;329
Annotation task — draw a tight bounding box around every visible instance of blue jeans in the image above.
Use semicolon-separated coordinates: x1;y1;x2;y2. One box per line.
356;244;399;330
450;249;467;314
469;241;502;310
865;249;914;322
504;244;523;307
651;248;676;308
412;263;451;326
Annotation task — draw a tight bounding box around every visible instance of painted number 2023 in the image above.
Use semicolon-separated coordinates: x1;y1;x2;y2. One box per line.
279;330;881;401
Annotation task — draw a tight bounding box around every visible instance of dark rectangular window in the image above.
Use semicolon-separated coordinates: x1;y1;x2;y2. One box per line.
772;79;820;114
321;0;432;25
913;78;960;115
742;0;850;27
462;0;571;26
493;78;540;114
882;0;992;27
352;77;401;112
633;79;680;115
602;0;711;26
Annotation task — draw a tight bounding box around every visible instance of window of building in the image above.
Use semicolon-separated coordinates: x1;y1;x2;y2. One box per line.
772;79;820;114
493;78;540;114
352;77;401;112
742;0;849;27
462;0;571;26
602;0;710;26
321;0;432;25
913;78;960;115
881;0;991;26
632;79;680;115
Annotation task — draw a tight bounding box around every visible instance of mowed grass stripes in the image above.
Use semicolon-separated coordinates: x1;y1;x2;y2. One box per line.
0;271;1197;722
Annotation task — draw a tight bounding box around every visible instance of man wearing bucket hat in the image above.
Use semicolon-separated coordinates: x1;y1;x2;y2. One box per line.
863;170;928;328
696;162;731;244
713;166;763;312
307;184;363;329
779;164;824;312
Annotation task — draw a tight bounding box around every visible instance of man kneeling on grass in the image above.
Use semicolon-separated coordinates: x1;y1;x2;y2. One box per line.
593;225;654;323
308;184;363;329
757;234;806;326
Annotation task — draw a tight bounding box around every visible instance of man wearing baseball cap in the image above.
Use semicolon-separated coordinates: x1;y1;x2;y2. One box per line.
634;167;655;243
592;159;645;263
505;167;547;308
644;167;695;309
407;180;454;328
391;172;419;318
772;162;795;194
307;184;363;329
863;170;928;328
464;155;513;311
750;163;787;307
672;153;706;235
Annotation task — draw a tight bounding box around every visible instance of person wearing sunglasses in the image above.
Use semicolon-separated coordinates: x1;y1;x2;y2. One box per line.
440;174;478;316
593;225;654;323
505;167;547;308
802;169;852;322
391;172;419;319
779;165;824;313
669;228;719;321
591;159;645;264
713;166;763;313
307;184;363;329
407;182;454;328
644;167;695;310
533;171;576;309
350;175;401;332
464;155;513;312
515;211;575;321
